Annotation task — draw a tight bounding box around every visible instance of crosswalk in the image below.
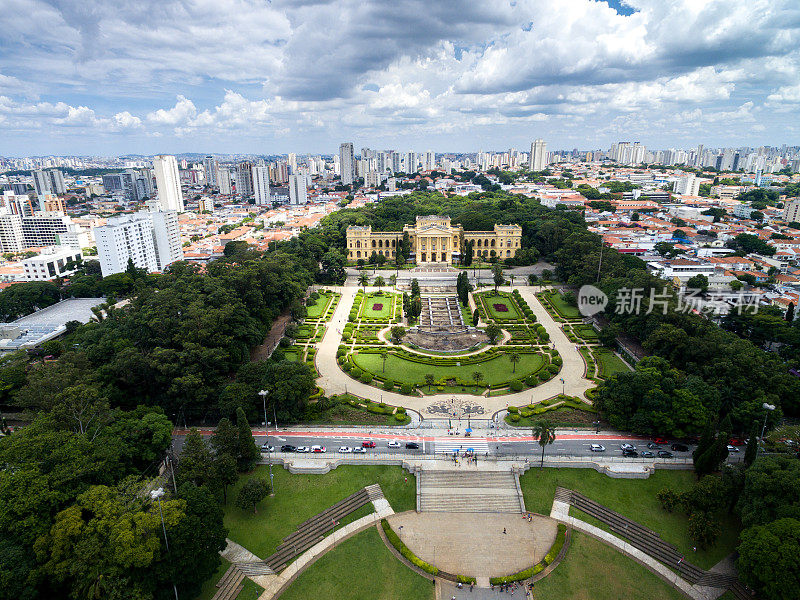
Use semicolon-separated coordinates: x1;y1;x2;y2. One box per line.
433;437;491;455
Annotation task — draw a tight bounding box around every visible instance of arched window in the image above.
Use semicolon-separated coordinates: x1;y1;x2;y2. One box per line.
477;239;482;247
356;251;361;258
506;250;511;256
356;240;361;248
372;240;376;248
491;239;496;247
378;239;383;248
391;239;396;247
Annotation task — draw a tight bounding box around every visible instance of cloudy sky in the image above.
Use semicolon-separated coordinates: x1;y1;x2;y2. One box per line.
1;0;799;156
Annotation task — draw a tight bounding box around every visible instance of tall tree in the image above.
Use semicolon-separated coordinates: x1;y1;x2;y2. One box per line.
743;421;759;468
210;418;238;460
236;478;269;514
235;408;260;472
533;420;556;468
492;264;504;292
179;429;216;487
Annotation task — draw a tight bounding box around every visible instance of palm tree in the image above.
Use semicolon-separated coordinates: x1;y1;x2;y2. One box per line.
358;272;369;292
374;275;385;293
533;420;556;468
472;371;483;391
424;373;435;392
509;352;521;373
388;274;397;290
380;349;389;373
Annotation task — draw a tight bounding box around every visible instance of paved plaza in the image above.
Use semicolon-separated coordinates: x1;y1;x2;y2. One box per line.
387;512;557;579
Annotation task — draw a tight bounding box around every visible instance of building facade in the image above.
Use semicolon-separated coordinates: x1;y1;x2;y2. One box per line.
345;215;522;264
253;166;271;206
529;139;547;171
288;173;308;205
339;142;355;185
23;247;83;281
152;155;185;212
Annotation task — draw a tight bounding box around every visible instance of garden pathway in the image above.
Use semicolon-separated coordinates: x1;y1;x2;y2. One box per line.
314;284;595;417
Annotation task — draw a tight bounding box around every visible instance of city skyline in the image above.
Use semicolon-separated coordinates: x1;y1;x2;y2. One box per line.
1;1;799;155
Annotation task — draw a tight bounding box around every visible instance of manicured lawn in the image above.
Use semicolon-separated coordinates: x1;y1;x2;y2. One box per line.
224;465;416;559
594;348;631;377
353;350;544;386
573;324;599;341
305;292;334;319
507;406;600;428
279;527;433;600
547;291;581;319
533;531;686;600
519;468;740;569
360;292;396;320
481;293;521;320
194;558;264;600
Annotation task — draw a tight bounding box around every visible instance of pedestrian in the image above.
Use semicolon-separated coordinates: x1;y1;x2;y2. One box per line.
503;527;507;534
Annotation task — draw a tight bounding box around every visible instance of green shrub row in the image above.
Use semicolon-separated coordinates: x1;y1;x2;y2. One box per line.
489;524;566;585
381;520;439;576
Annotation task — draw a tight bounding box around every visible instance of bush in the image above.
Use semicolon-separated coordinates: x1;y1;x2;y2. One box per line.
551;356;562;366
360;373;373;384
383;379;395;391
526;374;538;386
520;410;532;418
396;406;406;414
381;520;438;575
400;383;415;395
539;371;553;382
547;364;560;374
509;379;524;392
507;405;519;414
510;413;521;422
279;337;291;348
394;413;407;422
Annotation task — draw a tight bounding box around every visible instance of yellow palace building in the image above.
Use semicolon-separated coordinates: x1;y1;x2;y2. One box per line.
345;215;522;265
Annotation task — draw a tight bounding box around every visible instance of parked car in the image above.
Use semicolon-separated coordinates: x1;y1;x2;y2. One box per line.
338;446;352;453
280;444;297;453
640;450;654;458
311;445;326;453
647;442;661;449
387;440;401;448
405;442;420;450
726;445;739;453
620;443;636;451
622;449;639;457
362;441;376;448
353;447;367;453
671;443;689;452
260;444;275;452
296;446;310;453
653;437;668;445
657;450;673;458
590;444;605;452
729;438;746;446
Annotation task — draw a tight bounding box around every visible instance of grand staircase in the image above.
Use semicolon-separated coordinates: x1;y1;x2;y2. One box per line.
418;470;524;513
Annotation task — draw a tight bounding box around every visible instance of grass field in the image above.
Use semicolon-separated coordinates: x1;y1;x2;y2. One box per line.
533;531;686;600
305;292;334;319
594;348;631;377
224;465;416;559
519;468;740;569
361;292;396;320
279;527;433;600
573;324;599;341
507;405;600;428
194;558;264;600
546;291;581;319
353;350;544;386
480;293;521;321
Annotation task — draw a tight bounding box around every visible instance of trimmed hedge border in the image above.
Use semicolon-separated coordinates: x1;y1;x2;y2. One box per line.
490;524;567;585
380;519;476;585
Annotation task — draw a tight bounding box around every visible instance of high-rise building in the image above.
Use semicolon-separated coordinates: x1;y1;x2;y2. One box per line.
339;142;355;185
529;139;547;171
203;156;219;186
94;208;183;277
0;214;24;252
218;169;233;195
236;161;254;197
288;174;308;205
37;194;65;213
424;150;435;171
783;198;800;223
673;174;700;196
152;155;185;212
287;153;297;172
253;166;271;206
31;169;66;195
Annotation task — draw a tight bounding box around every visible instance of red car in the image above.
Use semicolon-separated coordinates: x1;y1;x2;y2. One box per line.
729;438;746;446
653;437;668;445
362;441;376;448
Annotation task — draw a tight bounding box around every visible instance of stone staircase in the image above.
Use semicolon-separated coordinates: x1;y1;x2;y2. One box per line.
418;470;524;513
419;296;465;330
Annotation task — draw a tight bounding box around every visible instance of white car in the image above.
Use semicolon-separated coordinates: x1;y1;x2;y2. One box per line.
311;445;326;453
353;447;367;453
338;446;352;453
260;444;275;452
726;445;739;453
620;443;636;451
296;446;310;453
590;444;605;452
387;440;401;448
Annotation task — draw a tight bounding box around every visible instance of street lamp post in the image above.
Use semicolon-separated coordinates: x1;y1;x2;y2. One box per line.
151;488;179;600
760;402;776;449
259;390;274;494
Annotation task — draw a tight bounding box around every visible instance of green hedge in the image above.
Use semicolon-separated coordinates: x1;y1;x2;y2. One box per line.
490;524;567;585
381;520;438;575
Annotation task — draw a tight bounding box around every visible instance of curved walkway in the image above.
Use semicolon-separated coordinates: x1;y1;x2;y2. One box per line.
314;284;595;417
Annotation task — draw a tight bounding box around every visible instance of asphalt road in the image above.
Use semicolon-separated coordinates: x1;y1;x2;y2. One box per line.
170;429;734;461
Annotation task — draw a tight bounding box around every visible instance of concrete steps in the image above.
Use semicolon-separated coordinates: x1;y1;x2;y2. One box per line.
419;470;524;513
